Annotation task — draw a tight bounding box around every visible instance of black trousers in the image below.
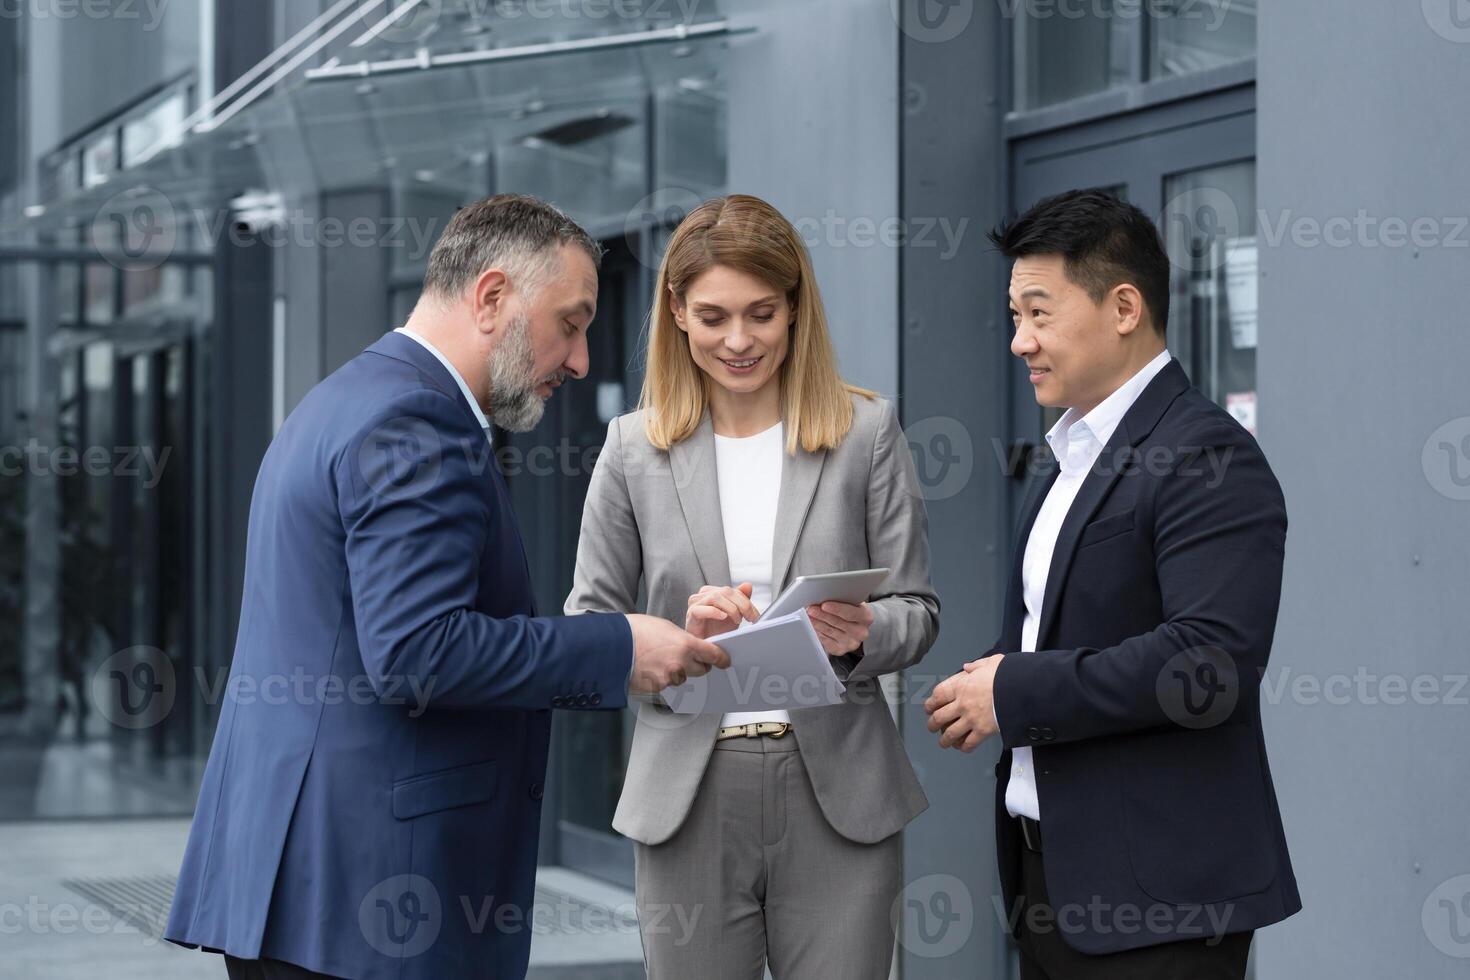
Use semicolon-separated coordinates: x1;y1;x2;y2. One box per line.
1014;841;1253;980
224;955;341;980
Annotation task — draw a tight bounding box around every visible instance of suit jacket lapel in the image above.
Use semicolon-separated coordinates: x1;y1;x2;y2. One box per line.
1034;359;1192;648
670;414;733;586
771;441;826;595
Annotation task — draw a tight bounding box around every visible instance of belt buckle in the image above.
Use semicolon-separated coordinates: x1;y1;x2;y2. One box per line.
768;723;791;739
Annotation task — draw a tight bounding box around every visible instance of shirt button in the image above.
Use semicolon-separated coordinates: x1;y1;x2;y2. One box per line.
529;782;544;802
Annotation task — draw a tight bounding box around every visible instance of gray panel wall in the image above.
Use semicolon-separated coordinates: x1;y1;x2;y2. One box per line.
1254;2;1470;976
725;0;900;398
897;2;1014;976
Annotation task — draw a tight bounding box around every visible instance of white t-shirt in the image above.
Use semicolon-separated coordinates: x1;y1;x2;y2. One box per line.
713;421;790;728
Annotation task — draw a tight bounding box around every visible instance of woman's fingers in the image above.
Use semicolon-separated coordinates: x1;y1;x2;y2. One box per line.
819;601;871;624
689;587;760;623
727;585;760;622
688;586;722;608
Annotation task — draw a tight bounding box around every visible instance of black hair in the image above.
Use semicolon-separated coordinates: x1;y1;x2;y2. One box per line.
987;189;1170;337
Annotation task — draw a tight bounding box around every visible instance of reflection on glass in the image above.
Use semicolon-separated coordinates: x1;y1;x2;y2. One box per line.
1161;162;1258;432
1150;0;1258;78
1014;0;1135;111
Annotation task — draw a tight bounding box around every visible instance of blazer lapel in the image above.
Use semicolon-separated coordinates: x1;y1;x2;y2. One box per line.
771;442;827;595
670;414;733;586
1034;359;1192;648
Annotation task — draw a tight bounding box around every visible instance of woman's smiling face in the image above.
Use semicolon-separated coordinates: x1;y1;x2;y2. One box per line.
671;264;793;398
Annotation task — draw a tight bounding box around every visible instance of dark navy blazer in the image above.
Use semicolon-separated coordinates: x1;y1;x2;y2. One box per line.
986;359;1301;954
166;331;632;979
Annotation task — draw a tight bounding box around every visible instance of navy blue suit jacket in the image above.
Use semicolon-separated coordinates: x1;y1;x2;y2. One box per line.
987;359;1301;954
166;331;632;978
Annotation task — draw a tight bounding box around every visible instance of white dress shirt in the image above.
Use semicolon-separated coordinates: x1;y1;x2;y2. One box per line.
394;327;492;444
1004;349;1172;821
712;421;791;728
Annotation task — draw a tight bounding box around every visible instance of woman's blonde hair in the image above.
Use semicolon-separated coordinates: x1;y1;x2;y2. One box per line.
638;194;874;455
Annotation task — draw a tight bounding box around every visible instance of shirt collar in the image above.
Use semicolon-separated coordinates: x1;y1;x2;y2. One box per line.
1045;349;1173;463
393;327;492;437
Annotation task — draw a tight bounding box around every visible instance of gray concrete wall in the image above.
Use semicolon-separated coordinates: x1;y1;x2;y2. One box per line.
1254;2;1470;976
725;0;900;399
896;1;1014;976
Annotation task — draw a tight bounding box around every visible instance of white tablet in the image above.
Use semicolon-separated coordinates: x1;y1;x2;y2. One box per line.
758;568;891;622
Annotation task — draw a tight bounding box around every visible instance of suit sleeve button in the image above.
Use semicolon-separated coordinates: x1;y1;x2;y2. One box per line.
589;693;602;706
1026;726;1041;741
551;696;565;708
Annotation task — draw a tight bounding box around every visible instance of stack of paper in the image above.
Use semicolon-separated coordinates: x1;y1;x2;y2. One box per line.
662;608;846;715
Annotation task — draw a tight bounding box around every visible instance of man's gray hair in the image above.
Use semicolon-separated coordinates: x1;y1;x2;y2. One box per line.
421;194;603;304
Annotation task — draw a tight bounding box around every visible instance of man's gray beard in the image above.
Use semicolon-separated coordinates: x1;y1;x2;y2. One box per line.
486;311;545;432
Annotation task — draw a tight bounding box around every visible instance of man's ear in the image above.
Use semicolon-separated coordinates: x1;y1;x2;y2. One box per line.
472;268;510;333
1111;283;1145;338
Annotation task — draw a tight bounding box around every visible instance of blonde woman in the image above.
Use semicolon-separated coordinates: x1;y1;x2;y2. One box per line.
565;194;939;977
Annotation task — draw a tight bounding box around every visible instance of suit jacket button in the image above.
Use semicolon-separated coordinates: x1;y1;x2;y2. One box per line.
529;782;544;802
589;693;602;706
551;696;565;708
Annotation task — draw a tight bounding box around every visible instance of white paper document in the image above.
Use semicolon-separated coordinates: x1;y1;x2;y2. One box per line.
662;608;846;715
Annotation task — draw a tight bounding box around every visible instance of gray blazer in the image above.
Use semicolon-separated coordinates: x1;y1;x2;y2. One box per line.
565;393;939;845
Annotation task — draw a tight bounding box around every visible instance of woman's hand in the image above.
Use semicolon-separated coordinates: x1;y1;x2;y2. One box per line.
806;601;873;657
685;582;761;639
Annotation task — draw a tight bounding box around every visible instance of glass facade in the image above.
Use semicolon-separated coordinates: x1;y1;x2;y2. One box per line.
1150;0;1259;78
1013;0;1136;111
1014;0;1259;111
0;2;730;888
0;253;214;820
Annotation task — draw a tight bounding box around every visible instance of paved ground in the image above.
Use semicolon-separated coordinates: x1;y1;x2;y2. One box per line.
0;818;645;979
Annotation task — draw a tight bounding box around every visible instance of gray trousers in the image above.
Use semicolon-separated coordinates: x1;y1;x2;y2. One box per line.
634;734;902;979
